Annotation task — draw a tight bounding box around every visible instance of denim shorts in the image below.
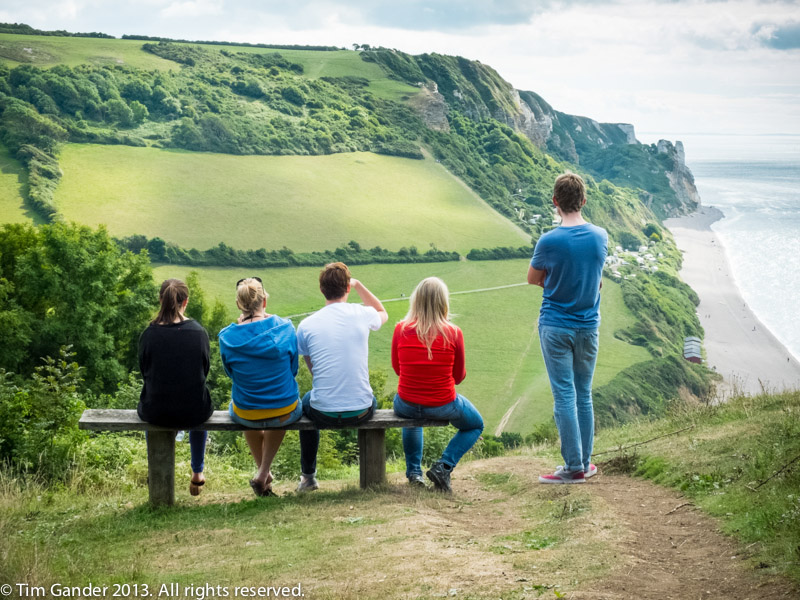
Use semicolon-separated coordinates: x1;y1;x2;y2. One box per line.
228;400;303;429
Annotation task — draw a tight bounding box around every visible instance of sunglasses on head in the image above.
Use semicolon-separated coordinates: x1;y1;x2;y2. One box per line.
236;276;262;288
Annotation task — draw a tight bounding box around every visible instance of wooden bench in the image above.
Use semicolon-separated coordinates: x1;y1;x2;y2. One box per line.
79;408;449;507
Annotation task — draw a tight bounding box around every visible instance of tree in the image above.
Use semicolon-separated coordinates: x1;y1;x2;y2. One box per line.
0;223;157;392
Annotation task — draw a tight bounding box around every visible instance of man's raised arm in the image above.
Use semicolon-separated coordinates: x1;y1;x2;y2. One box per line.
350;278;389;325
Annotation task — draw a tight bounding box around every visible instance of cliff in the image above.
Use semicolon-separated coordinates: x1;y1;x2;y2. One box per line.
363;48;700;219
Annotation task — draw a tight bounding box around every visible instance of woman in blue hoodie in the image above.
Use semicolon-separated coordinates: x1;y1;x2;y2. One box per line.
218;277;302;496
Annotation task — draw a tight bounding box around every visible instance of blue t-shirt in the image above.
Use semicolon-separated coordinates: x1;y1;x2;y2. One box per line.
531;223;608;329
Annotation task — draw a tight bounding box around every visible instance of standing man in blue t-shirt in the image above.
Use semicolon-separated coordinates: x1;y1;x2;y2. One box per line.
528;172;608;484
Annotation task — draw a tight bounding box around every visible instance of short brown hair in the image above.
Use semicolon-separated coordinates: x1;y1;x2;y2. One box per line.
553;172;586;214
319;262;351;300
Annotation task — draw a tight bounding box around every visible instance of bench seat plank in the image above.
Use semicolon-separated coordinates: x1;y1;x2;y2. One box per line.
79;408;450;432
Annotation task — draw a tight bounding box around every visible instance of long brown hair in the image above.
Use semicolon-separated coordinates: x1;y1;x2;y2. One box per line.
152;279;189;325
401;277;456;359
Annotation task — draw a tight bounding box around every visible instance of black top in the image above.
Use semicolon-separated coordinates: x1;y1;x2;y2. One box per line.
137;319;213;428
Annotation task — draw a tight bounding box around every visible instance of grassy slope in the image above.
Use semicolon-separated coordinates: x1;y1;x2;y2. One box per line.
0;33;176;69
54;145;529;254
3;392;797;596
595;389;800;581
224;47;419;101
0;34;417;101
0;144;36;224
154;260;649;433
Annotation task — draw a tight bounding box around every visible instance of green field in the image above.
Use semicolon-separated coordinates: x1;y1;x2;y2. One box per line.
55;145;529;254
0;33;177;70
224;48;419;101
0;145;36;225
154;260;650;433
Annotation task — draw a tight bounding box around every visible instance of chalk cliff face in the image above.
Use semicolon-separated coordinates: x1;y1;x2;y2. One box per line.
408;82;450;132
657;140;701;215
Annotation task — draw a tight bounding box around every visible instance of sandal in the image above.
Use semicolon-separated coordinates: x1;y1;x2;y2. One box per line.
250;470;279;497
189;479;205;496
249;478;277;497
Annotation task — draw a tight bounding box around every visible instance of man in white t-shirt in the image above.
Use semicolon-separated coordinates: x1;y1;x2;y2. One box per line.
295;262;388;491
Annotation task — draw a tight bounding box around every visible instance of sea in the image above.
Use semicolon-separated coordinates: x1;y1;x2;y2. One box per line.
641;132;800;362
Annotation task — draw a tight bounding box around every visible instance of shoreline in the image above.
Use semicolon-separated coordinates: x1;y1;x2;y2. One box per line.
665;207;800;396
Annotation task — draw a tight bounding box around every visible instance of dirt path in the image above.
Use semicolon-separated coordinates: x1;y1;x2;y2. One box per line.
357;456;799;600
567;473;795;599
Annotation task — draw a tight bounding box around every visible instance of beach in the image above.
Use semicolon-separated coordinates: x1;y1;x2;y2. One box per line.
665;208;800;396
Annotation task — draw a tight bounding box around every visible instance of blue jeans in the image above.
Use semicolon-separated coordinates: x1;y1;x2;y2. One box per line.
538;325;599;473
393;394;484;478
146;431;207;474
299;392;377;476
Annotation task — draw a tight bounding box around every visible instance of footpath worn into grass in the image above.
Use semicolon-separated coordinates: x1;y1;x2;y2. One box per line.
1;454;796;600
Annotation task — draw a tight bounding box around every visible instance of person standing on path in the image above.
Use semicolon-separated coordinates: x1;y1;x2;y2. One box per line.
295;262;388;492
528;172;608;484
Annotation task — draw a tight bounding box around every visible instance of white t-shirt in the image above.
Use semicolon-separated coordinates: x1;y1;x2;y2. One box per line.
297;302;383;412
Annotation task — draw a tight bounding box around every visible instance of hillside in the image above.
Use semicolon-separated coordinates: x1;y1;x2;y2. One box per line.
0;27;715;429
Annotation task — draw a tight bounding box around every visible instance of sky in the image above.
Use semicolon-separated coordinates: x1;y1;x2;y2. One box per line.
2;0;799;138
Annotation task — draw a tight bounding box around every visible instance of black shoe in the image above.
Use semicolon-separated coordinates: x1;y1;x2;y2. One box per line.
426;461;452;493
408;474;426;488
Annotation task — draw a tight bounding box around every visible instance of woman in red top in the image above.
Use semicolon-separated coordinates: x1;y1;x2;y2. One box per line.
392;277;484;493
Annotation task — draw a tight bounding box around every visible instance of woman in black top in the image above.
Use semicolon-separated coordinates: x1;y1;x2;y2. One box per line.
138;279;213;495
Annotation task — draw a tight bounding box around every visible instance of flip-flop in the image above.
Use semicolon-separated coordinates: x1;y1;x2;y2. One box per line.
249;478;279;497
189;479;205;496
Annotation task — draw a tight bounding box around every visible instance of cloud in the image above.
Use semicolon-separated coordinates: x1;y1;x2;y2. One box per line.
752;21;800;50
160;0;224;19
361;0;539;31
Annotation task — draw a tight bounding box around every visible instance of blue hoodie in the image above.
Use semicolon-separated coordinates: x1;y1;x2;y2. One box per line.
218;315;299;412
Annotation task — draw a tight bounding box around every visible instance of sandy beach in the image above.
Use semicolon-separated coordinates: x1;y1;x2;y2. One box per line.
665;208;800;396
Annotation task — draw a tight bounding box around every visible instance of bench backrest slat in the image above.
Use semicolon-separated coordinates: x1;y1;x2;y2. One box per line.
78;408;450;432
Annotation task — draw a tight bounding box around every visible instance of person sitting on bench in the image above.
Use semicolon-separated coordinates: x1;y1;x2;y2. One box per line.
295;262;388;492
137;279;213;497
392;277;484;493
218;277;303;497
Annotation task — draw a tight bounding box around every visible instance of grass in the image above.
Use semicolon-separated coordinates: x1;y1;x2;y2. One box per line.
0;33;177;70
0;454;616;600
224;48;419;101
594;389;800;581
153;260;650;433
0;144;39;225
54;145;529;254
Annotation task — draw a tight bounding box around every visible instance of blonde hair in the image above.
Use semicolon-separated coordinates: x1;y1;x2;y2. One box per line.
401;277;455;359
236;278;268;316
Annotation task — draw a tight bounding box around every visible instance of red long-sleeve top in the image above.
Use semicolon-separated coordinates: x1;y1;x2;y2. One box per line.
391;321;466;406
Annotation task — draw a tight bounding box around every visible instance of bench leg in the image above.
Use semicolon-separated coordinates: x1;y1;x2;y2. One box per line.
358;429;386;489
146;430;176;507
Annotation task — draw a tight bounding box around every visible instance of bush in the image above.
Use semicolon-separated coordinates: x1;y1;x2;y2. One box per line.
0;347;87;481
